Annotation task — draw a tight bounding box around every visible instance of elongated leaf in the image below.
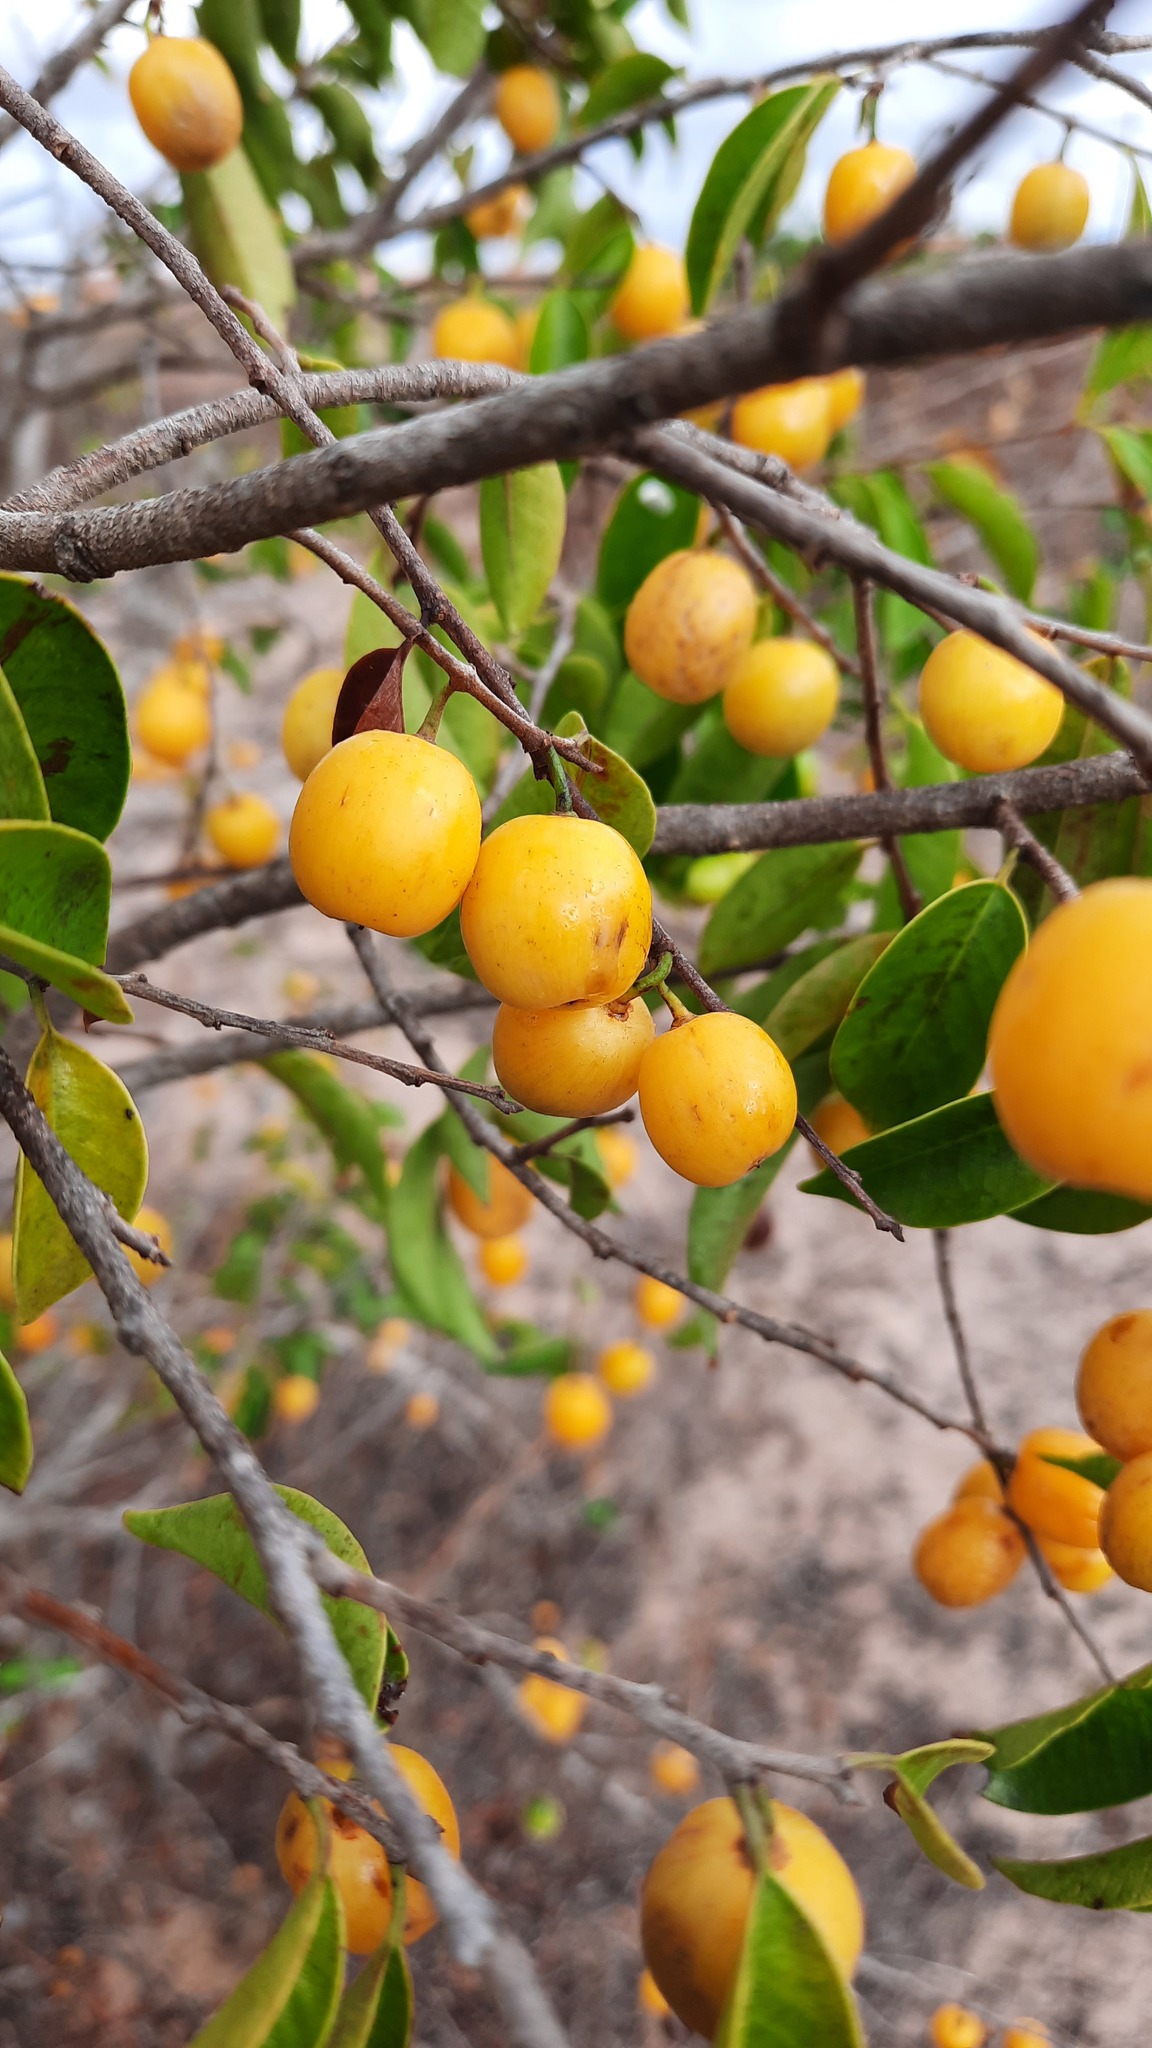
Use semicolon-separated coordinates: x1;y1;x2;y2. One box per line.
834;474;933;663
183;145;296;341
1011;1185;1152;1235
686;80;839;314
0;924;132;1025
423;0;485;76
528;291;589;375
264;1051;393;1204
927;458;1038;602
1018;658;1152;909
1086;168;1152;401
666;708;795;808
850;1741;992;1890
481;466;567;638
0;577;129;842
0;665;48;822
1100;424;1152;501
716;1868;865;2048
191;1870;343;2047
125;1484;388;1709
875;718;961;927
981;1661;1152;1813
0;818;131;1023
563;193;634;290
13;1031;149;1320
800;1091;1053;1229
1043;1450;1122;1490
765;933;891;1062
390;1124;499;1364
699;842;862;979
599;669;701;769
597;474;699;614
552;711;656;854
688;1144;796;1299
330;1942;413;2048
491;1104;613;1222
579;53;678;130
996;1834;1152;1911
0;1348;32;1494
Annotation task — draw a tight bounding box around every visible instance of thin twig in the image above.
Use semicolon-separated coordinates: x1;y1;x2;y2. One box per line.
932;1231;989;1437
853;578;921;922
996;801;1081;903
794;1111;905;1241
507;1106;635;1164
718;508;862;680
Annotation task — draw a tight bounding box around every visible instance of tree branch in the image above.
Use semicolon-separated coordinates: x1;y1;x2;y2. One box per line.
0;0;137;152
853;578;921;921
996;801;1081;903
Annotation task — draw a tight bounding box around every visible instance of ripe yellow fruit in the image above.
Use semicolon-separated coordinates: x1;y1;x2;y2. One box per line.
808;1093;870;1161
405;1390;440;1429
918;630;1063;773
1010;163;1089;251
276;1744;459;1951
492;997;654;1117
1036;1533;1113;1595
913;1499;1026;1606
1007;1427;1104;1549
730;379;833;471
495;66;561;154
638;1967;671;2018
1003;2023;1051;2048
128;35;243;174
206;792;280;869
597;1126;636;1188
462;815;652;1008
825;366;866;433
930;2004;987;2048
641;1798;864;2039
624;550;758;706
823;141;917;244
544;1372;613;1450
0;1231;14;1311
274;1375;321;1424
597;1339;655;1397
954;1459;1004;1505
1077;1310;1152;1461
723;638;840;757
650;1743;700;1798
517;1636;586;1743
432;298;519;368
989;881;1152;1201
290;731;481;938
125;1205;173;1288
611;245;690;342
448;1158;535;1240
172;628;224;667
1099;1450;1152;1589
639;1012;797;1188
281;666;344;782
466;184;530;239
16;1311;60;1353
135;674;211;766
479;1233;529;1287
634;1274;684;1330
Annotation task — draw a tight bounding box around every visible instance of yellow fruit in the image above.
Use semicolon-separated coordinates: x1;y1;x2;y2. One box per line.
641;1798;864;2039
125;1205;173;1288
730;379;833;471
1099;1450;1152;1589
723;638;840;757
913;1499;1026;1606
0;1232;13;1312
290;731;481;938
597;1127;636;1188
597;1339;655;1397
517;1636;586;1743
807;1094;870;1161
638;1967;671;2018
544;1372;613;1450
918;630;1063;773
135;674;211;766
448;1158;535;1240
276;1743;460;1951
989;881;1152;1201
930;2004;987;2048
432;298;519;367
495;66;561;154
611;245;690;342
367;1318;411;1373
954;1459;1004;1505
1003;2024;1050;2048
201;1325;236;1356
479;1234;529;1287
825;366;866;433
461;815;651;1008
16;1310;59;1354
823;141;917;244
1007;1427;1104;1548
274;1375;321;1423
281;666;344;781
1010;163;1089;251
650;1743;700;1799
492;997;654;1116
466;184;530;239
405;1390;440;1430
206;792;280;869
639;1012;796;1188
1077;1310;1152;1461
128;35;243;173
1036;1533;1113;1594
634;1274;684;1330
624;550;758;706
172;628;224;666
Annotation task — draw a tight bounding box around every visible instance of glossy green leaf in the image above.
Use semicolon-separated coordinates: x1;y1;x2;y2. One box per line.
0;578;129;841
1086;168;1152;400
528;291;589;375
666;709;796;808
0;923;132;1026
579;53;678;129
540;652;607;728
699;842;862;979
13;1030;149;1320
183;145;296;343
1011;1186;1152;1235
0;1348;32;1494
552;711;656;854
480;465;567;637
597;473;700;614
927;458;1038;602
389;1123;499;1364
0;665;48;822
831;883;1027;1132
875;718;961;928
686;79;839;314
125;1484;388;1710
191;1869;343;2047
599;669;701;769
330;1942;413;2048
1043;1450;1122;1490
0;819;111;962
563;194;634;290
264;1050;392;1205
309;81;379;185
850;1741;992;1890
422;0;486;76
995;1835;1152;1911
688;1144;796;1299
716;1866;865;2048
981;1661;1152;1813
1100;424;1152;502
764;933;891;1062
801;1091;1053;1228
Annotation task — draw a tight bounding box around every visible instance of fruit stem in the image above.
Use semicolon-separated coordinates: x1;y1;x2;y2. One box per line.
416;683;453;743
387;1863;408;1946
656;983;693;1025
627;951;674;999
29;983;52;1035
547;746;575;814
732;1781;775;1875
860;83;881;143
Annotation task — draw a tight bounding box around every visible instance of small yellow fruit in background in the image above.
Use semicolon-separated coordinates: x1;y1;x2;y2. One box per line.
913;1499;1026;1606
597;1126;636;1188
954;1459;1004;1504
823;141;917;244
825;365;866;433
1099;1451;1152;1590
597;1339;655;1397
1010;162;1089;251
479;1234;529;1287
495;66;561;154
200;1325;236;1356
624;549;758;706
405;1390;440;1430
1007;1428;1104;1549
1002;2024;1051;2048
514;304;539;368
639;1012;797;1188
135;673;212;766
517;1636;586;1743
918;630;1063;773
462;815;652;1008
281;666;344;781
730;379;833;471
634;1274;684;1330
0;1231;14;1311
723;638;840;757
638;1967;671;2018
544;1372;613;1451
650;1743;700;1798
367;1318;411;1373
1077;1310;1152;1461
172;628;224;667
492;998;654;1117
930;2004;987;2048
125;1205;173;1288
432;298;519;368
16;1310;59;1354
276;1743;459;1950
206;792;281;869
1036;1533;1113;1594
466;184;530;239
274;1375;321;1424
129;35;243;173
447;1158;534;1240
611;245;690;342
808;1093;870;1163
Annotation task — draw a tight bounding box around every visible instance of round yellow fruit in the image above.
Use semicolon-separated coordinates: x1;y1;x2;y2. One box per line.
281;666;343;782
276;1743;460;1951
597;1339;655;1398
823;141;917;244
466;184;530;239
128;35;243;174
650;1743;700;1799
135;674;211;766
930;2004;987;2048
495;66;561;154
0;1232;14;1312
825;366;866;433
808;1093;870;1161
16;1311;60;1353
290;730;481;938
918;630;1063;773
492;997;654;1117
597;1127;636;1188
624;549;758;706
639;1012;796;1188
634;1274;684;1330
1010;163;1089;251
611;245;690;342
638;1967;671;2018
730;379;833;470
461;814;651;1008
544;1372;613;1451
479;1233;529;1287
1099;1450;1152;1589
1036;1533;1113;1594
723;638;840;757
913;1499;1026;1606
447;1157;535;1240
641;1797;864;2040
1007;1427;1104;1548
405;1390;440;1430
125;1205;173;1288
1077;1310;1152;1461
1002;2025;1050;2048
206;792;280;869
274;1375;321;1424
432;298;519;368
954;1459;1004;1504
517;1637;586;1743
989;880;1152;1201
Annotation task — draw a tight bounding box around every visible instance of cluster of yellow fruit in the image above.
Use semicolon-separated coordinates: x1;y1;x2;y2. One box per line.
447;1153;535;1290
134;632;281;869
931;2005;1052;2048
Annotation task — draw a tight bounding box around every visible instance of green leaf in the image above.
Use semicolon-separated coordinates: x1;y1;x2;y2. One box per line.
666;708;796;808
563;193;634;290
764;933;891;1062
688;1146;795;1296
834;474;933;662
308;81;379;185
480;466;567;638
831;882;1027;1132
1099;424;1152;502
850;1741;992;1891
491;1103;613;1222
256;0;301;69
1016;656;1151;907
699;842;862;979
183;145;296;343
0;665;49;822
389;1124;500;1364
282;351;366;457
926;458;1038;602
1043;1450;1122;1490
125;1485;388;1710
552;711;656;854
0;818;111;962
980;1661;1152;1813
540;653;607;729
686;79;839;315
1086;168;1152;400
0;1348;32;1494
528;291;589;375
191;1868;343;2047
0;924;132;1026
875;718;961;929
0;576;129;841
13;1029;149;1320
995;1835;1152;1911
716;1865;865;2048
1010;1186;1152;1235
599;670;701;769
330;1941;414;2048
597;474;700;614
579;52;677;129
264;1051;390;1204
800;1091;1053;1229
421;0;486;76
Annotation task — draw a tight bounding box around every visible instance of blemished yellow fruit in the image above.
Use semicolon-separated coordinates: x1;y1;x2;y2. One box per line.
206;792;280;869
597;1339;655;1397
641;1798;864;2039
290;731;482;938
1077;1310;1152;1461
989;881;1152;1201
1007;1427;1104;1549
276;1744;459;1951
432;298;519;367
638;1967;671;2018
913;1499;1026;1606
281;666;344;781
634;1274;684;1330
597;1126;636;1188
128;35;243;174
611;245;690;342
639;1012;797;1188
405;1390;440;1430
1099;1450;1152;1589
823;141;918;244
1003;2024;1051;2048
518;1637;586;1743
918;630;1063;773
448;1158;535;1240
479;1234;529;1287
274;1375;321;1424
624;550;759;706
492;997;654;1117
462;815;652;1008
16;1310;60;1353
825;365;866;433
954;1459;1005;1504
808;1093;870;1161
544;1372;613;1451
650;1743;700;1799
135;674;211;766
930;2003;987;2048
730;379;833;471
723;638;840;757
495;66;561;154
1010;162;1089;251
125;1205;173;1288
0;1232;14;1311
466;184;530;239
1036;1533;1113;1595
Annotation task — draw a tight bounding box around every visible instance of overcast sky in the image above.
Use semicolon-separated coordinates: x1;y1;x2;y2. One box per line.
1;0;1150;286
